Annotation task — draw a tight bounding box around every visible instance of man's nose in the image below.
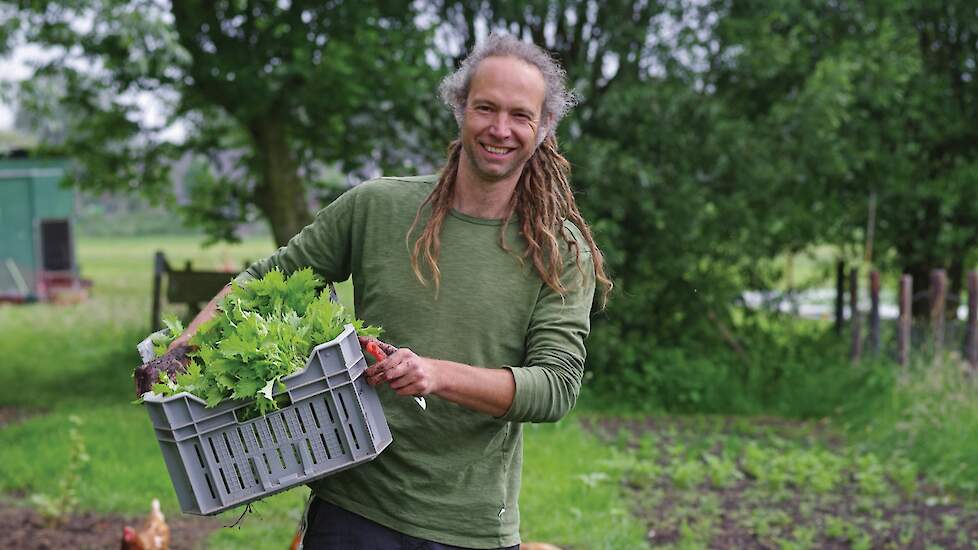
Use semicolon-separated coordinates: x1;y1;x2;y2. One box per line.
488;114;513;139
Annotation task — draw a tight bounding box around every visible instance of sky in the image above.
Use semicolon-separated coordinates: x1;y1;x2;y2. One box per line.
0;45;41;130
0;42;187;142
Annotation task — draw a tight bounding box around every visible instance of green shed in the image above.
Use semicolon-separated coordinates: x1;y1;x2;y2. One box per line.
0;158;83;302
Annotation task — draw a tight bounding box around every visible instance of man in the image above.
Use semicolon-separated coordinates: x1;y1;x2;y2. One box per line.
171;33;611;549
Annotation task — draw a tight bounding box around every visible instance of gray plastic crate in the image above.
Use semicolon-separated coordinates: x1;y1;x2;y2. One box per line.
141;324;392;516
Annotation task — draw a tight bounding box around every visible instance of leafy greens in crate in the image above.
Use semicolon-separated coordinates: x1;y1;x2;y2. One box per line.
150;268;381;416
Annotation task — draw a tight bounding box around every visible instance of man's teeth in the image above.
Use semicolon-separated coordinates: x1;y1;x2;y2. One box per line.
484;144;510;154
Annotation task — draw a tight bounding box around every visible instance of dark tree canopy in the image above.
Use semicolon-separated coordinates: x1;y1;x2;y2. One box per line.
14;0;451;246
9;0;978;380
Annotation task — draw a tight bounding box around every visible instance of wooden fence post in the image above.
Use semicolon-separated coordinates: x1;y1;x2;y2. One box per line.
930;269;947;355
151;251;166;332
850;268;862;362
869;270;881;355
835;260;846;334
898;275;912;366
967;270;978;369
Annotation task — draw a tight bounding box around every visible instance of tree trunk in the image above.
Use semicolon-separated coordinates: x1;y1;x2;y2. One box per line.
248;115;313;247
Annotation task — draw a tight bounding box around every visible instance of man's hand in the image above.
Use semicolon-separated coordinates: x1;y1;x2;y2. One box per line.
359;336;516;417
166;333;193;354
364;345;443;397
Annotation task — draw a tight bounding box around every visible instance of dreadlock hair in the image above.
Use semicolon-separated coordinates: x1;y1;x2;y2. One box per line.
406;134;613;308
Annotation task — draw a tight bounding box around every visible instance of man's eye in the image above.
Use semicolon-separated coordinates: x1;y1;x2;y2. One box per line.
475;105;492;112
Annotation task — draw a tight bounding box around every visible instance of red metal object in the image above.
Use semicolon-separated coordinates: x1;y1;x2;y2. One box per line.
0;292;30;304
364;340;387;362
36;271;93;303
0;266;92;304
361;339;426;410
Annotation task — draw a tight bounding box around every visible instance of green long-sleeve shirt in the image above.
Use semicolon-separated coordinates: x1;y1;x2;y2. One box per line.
237;175;595;548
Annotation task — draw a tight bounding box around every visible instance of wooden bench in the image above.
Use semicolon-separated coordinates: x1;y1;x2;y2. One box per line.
150;251;239;331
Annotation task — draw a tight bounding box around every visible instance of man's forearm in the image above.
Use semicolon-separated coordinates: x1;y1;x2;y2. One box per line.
168;284;233;351
431;360;516;418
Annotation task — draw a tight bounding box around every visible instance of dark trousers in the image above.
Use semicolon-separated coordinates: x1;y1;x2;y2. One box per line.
301;497;520;550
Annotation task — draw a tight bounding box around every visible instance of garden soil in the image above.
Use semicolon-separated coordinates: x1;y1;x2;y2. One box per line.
584;416;978;549
0;406;39;429
0;500;222;549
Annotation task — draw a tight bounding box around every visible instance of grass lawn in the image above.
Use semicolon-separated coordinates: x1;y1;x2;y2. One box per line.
0;235;646;548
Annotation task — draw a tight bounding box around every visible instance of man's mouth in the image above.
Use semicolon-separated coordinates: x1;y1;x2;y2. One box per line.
481;143;513;156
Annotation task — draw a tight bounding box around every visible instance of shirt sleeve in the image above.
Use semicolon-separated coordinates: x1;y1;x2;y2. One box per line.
498;228;596;423
234;187;358;286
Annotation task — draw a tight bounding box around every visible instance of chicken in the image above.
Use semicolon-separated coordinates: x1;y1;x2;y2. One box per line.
133;344;193;397
120;498;170;550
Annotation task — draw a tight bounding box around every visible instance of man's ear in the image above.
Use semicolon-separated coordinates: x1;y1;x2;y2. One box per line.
535;113;555;147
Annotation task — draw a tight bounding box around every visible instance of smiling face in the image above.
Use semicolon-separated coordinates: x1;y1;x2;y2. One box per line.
458;55;547;187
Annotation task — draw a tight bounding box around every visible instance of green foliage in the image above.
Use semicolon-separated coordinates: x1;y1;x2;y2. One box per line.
521;421;649;548
75;205;214;238
609;416;973;549
150;268;381;414
437;0;978;377
584;315;895;420
841;356;978;496
14;1;450;245
150;314;185;357
29;415;90;527
702;452;744;489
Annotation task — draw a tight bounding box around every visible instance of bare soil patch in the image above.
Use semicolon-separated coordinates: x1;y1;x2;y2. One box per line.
0;406;42;429
0;500;223;550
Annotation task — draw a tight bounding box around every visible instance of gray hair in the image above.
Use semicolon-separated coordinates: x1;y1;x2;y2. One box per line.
439;33;577;146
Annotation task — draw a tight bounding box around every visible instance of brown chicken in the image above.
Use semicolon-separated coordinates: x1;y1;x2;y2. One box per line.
120;498;170;550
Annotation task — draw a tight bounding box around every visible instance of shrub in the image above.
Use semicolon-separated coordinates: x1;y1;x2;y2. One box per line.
583;313;895;419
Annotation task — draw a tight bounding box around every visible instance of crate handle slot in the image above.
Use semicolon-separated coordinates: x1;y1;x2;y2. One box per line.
194;443;207;469
333;427;346;455
237;428;250;453
233;462;246;489
203;473;218;500
309;402;321;429
218;467;231;495
208;437;221;464
320;433;332;461
222;432;235;458
305;439;317;464
251;424;264;449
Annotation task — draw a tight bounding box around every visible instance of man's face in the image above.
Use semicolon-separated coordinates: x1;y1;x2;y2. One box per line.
459;55;547;185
